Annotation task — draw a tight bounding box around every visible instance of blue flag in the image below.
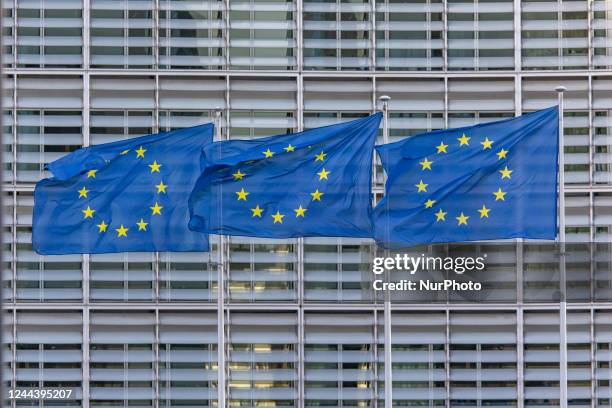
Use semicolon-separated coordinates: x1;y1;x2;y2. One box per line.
189;114;382;239
33;124;214;254
374;107;559;248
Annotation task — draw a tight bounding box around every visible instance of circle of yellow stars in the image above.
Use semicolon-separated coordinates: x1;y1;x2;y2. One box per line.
231;144;329;224
78;146;168;238
418;133;512;226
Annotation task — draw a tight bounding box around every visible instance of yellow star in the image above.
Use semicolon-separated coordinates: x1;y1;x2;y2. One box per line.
251;205;263;218
435;209;447;222
155;181;167;194
478;205;490;218
236;188;249;201
284;144;295;152
419;158;433;170
499;166;513;179
436;142;448;154
456;212;469;226
272;211;285;224
120;149;130;155
136;218;148;231
149;161;162;173
311;189;324;201
425;199;436;208
493;188;507;201
86;169;97;178
294;205;307;217
481;137;494;150
116;224;128;237
415;180;428;193
497;149;508;160
150;202;163;215
135;146;146;158
317;168;330;180
315;151;326;162
263;148;274;158
78;186;89;198
97;221;108;233
458;134;470;146
82;206;95;219
233;170;245;180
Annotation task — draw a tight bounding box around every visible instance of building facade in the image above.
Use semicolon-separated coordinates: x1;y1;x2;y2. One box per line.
2;0;612;407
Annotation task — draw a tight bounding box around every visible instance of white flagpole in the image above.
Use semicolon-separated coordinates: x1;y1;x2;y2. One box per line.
378;95;392;408
214;107;226;408
555;86;568;408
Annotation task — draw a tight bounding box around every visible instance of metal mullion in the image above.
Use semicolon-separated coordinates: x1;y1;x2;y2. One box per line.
443;0;448;72
336;0;341;71
445;309;451;408
11;155;16;306
11;0;16;69
373;308;379;408
11;74;16;188
224;0;230;70
154;0;160;70
82;69;91;408
83;0;90;70
369;0;376;71
517;308;524;408
298;302;304;408
11;308;16;408
513;0;521;71
296;0;303;73
154;74;160;305
590;307;595;408
589;73;594;187
82;306;90;408
444;76;449;128
154;309;160;408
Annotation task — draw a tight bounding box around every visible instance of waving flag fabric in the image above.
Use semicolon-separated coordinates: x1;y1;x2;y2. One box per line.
189;114;382;239
374;107;559;249
33;124;214;254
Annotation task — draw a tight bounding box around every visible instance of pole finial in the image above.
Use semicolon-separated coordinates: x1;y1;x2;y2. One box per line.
555;86;567;93
378;95;391;103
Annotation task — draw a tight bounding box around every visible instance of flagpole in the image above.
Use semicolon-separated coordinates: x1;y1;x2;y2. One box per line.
555;86;568;408
378;95;392;408
214;107;226;408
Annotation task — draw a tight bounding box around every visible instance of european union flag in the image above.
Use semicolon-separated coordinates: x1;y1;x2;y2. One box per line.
33;124;214;254
189;114;382;239
374;107;559;248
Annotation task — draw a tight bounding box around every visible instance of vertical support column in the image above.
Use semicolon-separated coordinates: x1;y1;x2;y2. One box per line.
296;0;303;73
556;85;568;408
514;75;525;408
370;0;376;71
513;0;521;71
373;309;379;408
154;309;160;408
82;70;91;408
445;309;451;408
516;308;524;408
443;0;448;72
224;0;230;69
214;107;226;408
154;74;161;304
154;0;160;69
296;63;305;408
83;0;90;70
378;95;392;408
11;308;16;408
11;74;17;302
297;304;305;408
82;307;90;408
